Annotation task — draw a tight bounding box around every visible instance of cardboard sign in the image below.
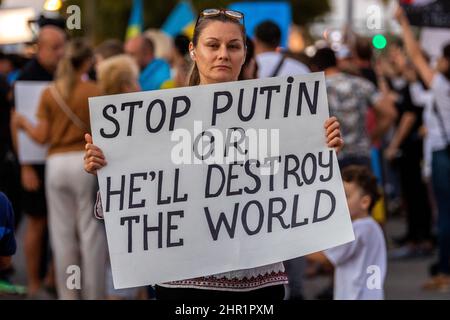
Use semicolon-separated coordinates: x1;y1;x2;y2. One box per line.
401;0;450;28
15;81;49;164
89;72;354;289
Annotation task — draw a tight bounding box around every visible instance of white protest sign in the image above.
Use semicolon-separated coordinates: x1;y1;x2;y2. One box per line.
89;72;355;289
15;81;49;164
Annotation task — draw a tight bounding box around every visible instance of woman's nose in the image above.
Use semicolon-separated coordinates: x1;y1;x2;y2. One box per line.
218;45;230;60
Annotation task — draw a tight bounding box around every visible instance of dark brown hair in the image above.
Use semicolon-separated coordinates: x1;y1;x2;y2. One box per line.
342;165;380;212
443;42;450;81
354;37;373;61
94;39;124;60
188;13;246;86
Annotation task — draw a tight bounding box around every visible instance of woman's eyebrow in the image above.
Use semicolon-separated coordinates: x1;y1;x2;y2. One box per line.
204;37;242;42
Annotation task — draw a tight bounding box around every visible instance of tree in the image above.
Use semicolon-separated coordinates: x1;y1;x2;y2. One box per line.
62;0;331;43
289;0;330;25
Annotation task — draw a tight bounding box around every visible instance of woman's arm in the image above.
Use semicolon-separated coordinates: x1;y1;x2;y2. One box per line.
395;6;435;88
384;111;417;161
12;111;49;144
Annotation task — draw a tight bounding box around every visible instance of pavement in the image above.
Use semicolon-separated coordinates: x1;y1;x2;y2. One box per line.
2;214;450;300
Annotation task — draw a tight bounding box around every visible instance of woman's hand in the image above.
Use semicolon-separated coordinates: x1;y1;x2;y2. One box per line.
84;133;107;175
384;145;399;162
21;165;40;192
324;116;344;153
11;110;27;130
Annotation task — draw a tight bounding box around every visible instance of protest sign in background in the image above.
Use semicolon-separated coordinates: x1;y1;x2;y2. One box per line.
401;0;450;28
14;81;49;164
89;72;354;289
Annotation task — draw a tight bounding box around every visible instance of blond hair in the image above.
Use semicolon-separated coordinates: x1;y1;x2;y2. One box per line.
97;54;139;95
55;38;92;99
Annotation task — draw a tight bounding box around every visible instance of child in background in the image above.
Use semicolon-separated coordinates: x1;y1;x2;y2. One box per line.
0;192;26;296
307;165;387;300
0;192;16;273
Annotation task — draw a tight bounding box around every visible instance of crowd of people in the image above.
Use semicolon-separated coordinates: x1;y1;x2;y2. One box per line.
0;5;450;299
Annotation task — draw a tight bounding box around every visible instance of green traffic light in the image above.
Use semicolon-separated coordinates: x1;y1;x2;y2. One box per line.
372;34;387;49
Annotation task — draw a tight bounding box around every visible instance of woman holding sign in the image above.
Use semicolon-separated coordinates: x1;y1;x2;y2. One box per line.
84;9;343;300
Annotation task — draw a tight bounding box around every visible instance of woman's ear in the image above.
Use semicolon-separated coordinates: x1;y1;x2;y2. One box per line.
189;42;196;61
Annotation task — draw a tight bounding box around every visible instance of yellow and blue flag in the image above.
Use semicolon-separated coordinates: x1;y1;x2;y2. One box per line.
229;1;292;48
161;1;196;39
126;0;144;40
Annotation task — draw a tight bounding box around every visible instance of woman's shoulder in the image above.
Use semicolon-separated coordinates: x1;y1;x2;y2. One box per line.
40;85;53;101
78;80;101;95
79;79;99;89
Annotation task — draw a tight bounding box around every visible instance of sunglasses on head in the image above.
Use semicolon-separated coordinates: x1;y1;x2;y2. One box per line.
195;8;245;27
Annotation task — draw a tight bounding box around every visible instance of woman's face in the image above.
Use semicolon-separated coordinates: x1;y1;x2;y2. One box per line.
190;21;246;85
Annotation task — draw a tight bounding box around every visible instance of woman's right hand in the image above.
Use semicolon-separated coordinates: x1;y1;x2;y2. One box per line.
84;133;107;175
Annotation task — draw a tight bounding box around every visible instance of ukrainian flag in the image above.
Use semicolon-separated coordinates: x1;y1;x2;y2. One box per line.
161;1;196;39
126;0;144;40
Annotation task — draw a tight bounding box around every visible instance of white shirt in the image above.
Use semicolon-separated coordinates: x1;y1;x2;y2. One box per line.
256;51;310;78
324;217;387;300
409;82;439;177
430;73;450;151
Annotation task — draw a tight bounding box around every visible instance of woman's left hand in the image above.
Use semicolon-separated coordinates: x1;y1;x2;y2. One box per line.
324;116;344;153
11;110;26;130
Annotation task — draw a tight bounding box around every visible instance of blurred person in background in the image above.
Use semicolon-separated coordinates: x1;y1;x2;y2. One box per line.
0;192;20;296
88;39;124;80
162;34;191;88
0;192;16;275
311;47;396;168
254;20;309;78
96;54;145;299
13;39;107;299
405;60;439;229
396;6;450;290
382;44;434;258
94;39;124;65
124;35;171;91
307;165;387;300
0;71;22;230
353;38;378;86
11;25;66;298
0;52;28;85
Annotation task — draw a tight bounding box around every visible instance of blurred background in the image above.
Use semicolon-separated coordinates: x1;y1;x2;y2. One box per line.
1;0;450;300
